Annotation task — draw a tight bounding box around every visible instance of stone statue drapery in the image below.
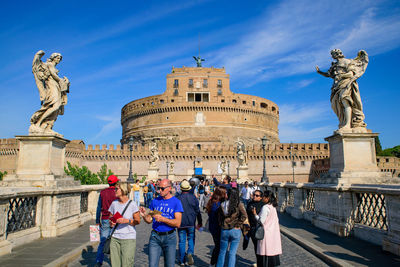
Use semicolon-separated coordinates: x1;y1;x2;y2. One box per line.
236;138;247;167
316;49;368;133
29;50;69;137
149;142;159;168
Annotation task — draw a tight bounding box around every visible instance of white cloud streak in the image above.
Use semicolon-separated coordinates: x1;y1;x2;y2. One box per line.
208;0;400;85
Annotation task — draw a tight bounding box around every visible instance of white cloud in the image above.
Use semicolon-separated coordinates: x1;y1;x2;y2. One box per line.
89;114;121;144
208;0;400;85
278;102;335;142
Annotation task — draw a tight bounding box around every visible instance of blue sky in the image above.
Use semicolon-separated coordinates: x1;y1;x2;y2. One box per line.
0;0;399;148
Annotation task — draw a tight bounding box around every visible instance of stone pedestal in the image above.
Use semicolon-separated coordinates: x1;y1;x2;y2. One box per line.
2;135;80;187
168;174;176;181
316;132;394;185
237;166;248;179
148;167;159;180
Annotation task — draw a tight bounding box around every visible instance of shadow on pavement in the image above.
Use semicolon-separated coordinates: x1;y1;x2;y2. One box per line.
78;245;111;267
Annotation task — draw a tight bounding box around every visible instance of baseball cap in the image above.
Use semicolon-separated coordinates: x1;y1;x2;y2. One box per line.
107;175;119;184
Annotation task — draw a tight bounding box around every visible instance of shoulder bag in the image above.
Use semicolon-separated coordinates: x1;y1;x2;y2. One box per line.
103;200;132;254
254;218;264;240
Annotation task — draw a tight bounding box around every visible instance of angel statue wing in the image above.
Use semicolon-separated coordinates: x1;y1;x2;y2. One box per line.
32;50;49;102
352;50;369;79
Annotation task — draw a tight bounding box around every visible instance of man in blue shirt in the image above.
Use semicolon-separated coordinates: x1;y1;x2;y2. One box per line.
140;179;183;267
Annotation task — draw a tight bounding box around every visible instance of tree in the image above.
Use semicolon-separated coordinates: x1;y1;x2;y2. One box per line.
0;170;7;181
375;136;382;155
97;164;114;184
140;176;147;183
377;145;400;158
64;162;100;185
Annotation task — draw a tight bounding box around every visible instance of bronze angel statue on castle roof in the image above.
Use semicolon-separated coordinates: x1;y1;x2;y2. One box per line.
29;50;70;137
316;49;369;133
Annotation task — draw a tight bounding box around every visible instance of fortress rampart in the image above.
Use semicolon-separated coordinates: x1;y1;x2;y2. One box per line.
1;138;398;182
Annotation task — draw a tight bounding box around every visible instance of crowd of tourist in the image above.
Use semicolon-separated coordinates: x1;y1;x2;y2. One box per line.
95;174;282;267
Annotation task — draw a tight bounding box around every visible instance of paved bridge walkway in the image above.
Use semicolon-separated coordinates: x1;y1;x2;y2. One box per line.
0;212;399;267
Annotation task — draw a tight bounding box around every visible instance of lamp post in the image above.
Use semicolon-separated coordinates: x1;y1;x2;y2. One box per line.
166;160;170;179
289;142;295;183
261;135;268;183
227;160;230;176
126;136;135;183
193;159;196;177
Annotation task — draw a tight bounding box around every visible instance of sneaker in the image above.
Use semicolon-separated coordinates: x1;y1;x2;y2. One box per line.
252;263;257;267
180;263;186;266
187;254;194;265
94;263;102;267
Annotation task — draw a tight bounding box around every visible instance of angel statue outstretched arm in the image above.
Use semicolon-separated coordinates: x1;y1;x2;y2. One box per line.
315;49;368;133
29;50;70;137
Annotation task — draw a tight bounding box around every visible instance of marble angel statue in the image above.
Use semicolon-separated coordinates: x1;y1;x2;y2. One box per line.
29;50;70;136
220;159;227;174
236;138;248;167
149;142;159;168
169;161;175;174
316;49;369;133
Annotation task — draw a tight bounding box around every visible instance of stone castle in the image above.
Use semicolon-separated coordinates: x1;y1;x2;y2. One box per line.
0;66;398;182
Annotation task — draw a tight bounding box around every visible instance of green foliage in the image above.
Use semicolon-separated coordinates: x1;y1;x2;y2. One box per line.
133;173;138;182
97;164;114;184
0;170;7;181
375;136;382;155
377;145;400;158
64;162;100;185
140;176;147;183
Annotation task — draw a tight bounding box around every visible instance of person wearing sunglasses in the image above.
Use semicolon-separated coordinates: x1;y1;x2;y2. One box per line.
245;190;265;266
139;179;184;267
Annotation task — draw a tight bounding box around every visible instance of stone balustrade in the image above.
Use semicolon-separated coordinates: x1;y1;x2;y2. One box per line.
0;184;107;256
264;182;400;255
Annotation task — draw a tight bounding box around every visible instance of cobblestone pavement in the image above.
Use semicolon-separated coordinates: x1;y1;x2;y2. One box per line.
71;212;328;267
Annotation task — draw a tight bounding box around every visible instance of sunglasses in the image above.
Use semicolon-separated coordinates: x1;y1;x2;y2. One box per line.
157;186;170;191
254;194;261;197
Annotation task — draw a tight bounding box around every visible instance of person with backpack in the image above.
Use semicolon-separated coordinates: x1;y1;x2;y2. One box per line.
176;180;203;266
95;175;119;267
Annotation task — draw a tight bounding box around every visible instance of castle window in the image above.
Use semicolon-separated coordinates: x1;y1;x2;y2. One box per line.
232;99;237;103
217;89;222;95
166;116;169;120
189;79;193;88
160;99;164;104
252;100;256;106
244;118;247;121
301;161;305;166
221;99;225;103
197;144;201;150
272;106;276;112
188;92;209;102
242;100;246;105
195;93;202;102
176;144;179;149
174;89;179;96
386;158;389;163
151;102;154;105
171;99;175;103
292;162;297;167
217;79;222;87
377;158;380;163
174;79;179;88
203;79;208;88
260;102;268;108
188;93;195;102
141;103;145;107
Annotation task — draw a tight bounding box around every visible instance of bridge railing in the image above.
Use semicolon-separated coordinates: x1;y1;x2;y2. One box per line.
0;185;107;256
264;182;400;256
